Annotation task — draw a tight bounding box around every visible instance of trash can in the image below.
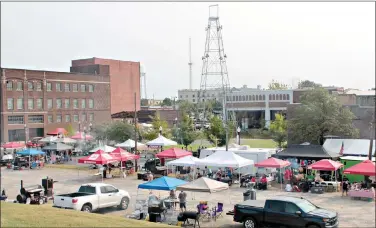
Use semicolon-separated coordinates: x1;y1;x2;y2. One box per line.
250;189;256;200
243;190;251;201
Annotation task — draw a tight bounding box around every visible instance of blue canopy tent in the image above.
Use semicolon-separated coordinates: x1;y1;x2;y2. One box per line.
16;149;45;156
16;149;45;169
138;176;187;190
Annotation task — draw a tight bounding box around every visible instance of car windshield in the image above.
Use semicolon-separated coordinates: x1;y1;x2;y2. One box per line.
296;199;317;213
78;186;96;194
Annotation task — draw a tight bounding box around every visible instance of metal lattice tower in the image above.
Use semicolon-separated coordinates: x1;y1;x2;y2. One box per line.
199;5;233;150
140;65;147;99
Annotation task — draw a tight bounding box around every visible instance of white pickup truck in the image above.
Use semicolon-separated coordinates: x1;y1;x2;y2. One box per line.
53;183;131;213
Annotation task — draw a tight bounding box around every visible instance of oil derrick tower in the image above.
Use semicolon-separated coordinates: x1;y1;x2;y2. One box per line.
198;5;233;150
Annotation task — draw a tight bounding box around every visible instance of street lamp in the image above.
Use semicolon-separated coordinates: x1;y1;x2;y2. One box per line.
159;126;163;136
237;126;241;145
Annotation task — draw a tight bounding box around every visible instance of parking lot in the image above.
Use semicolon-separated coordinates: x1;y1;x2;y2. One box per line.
1;167;375;227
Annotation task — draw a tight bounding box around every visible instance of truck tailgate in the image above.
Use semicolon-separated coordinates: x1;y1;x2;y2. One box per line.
53;196;74;208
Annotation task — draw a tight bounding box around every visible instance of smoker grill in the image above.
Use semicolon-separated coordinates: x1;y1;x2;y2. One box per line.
16;180;50;205
177;212;200;228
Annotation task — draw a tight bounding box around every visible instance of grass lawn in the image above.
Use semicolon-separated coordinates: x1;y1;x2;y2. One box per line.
1;202;172;227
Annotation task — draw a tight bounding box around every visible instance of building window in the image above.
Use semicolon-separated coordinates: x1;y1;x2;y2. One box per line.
6;81;13;90
283;94;286;100
7;98;14;110
192;99;195;102
88;84;94;92
37;98;43;109
279;94;283;100
56;115;62;123
88;99;94;109
8;116;24;124
17;98;24;110
80;84;86;92
255;95;259;101
47;82;52;91
73;114;79;122
28;115;44;123
65;99;70;109
16;81;23;91
286;94;290;100
81;99;86;109
259;95;262;100
272;94;275;100
89;113;94;122
47;99;53;109
36;82;42;91
73;99;78;109
28;98;34;110
192;94;195;98
65;83;70;92
65;115;71;122
82;113;87;122
56;98;62;109
48;115;53;123
56;83;62;92
262;95;265;100
28;82;34;91
73;84;78;92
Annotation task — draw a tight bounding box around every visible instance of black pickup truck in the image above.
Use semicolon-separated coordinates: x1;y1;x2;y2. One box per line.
228;196;338;228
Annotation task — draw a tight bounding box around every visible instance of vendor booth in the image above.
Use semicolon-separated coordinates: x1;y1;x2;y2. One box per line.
78;149;118;180
16;149;45;169
340;156;376;182
146;135;178;148
39;136;57;143
116;139;146;149
255;157;291;189
2;142;25;149
109;147;140;177
89;145;116;153
307;159;343;192
156;148;192;166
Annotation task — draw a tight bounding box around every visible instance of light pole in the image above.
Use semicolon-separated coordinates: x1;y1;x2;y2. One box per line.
78;121;81;132
237;126;241;145
24;124;28;145
83;126;87;152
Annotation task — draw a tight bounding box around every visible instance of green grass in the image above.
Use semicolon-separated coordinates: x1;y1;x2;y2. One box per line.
1;202;173;227
45;164;88;170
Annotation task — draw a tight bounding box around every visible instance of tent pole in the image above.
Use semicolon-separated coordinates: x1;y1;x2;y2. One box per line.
280;168;282;190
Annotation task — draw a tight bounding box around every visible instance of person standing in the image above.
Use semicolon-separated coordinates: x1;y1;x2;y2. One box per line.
342;176;350;196
178;190;187;212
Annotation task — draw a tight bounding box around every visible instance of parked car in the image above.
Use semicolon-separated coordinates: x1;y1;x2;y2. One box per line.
228;196;338;228
53;183;130;213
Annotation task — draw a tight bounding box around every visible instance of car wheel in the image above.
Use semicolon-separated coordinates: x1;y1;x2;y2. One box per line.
81;204;92;213
243;217;257;228
118;197;129;210
39;198;44;205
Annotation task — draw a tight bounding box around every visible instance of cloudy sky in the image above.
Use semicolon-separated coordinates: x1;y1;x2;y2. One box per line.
1;2;375;99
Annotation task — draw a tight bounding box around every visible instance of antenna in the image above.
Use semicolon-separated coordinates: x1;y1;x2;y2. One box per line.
188;37;193;90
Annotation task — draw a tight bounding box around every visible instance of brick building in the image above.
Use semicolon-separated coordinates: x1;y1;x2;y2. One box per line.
1;57;141;143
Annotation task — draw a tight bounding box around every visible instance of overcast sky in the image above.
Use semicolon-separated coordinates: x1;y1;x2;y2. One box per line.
1;2;375;99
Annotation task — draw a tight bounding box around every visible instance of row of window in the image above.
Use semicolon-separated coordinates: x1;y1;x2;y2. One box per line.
47;113;94;124
7;114;94;124
227;94;290;102
6;81;94;93
7;98;95;110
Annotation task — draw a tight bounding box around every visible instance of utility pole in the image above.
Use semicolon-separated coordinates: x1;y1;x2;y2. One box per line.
368;111;375;160
134;92;138;172
188;37;193;90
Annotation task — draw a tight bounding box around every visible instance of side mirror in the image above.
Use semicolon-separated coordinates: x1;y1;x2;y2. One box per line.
295;211;302;216
115;189;119;193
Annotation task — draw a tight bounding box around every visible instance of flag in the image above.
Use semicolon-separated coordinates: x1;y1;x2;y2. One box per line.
339;141;344;156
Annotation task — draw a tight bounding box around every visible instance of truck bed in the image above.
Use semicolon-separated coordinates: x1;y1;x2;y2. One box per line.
56;192;94;198
237;200;266;208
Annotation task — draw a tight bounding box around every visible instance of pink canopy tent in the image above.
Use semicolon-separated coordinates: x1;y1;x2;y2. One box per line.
255;157;291;189
156;148;192;166
308;159;343;171
110;147;140;161
2;142;25;149
47;128;68;136
71;132;94;140
78;149;117;165
343;160;376;176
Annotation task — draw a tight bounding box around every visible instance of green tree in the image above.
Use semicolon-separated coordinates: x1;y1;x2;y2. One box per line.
268;79;288;90
65;124;76;137
205;115;235;147
142;111;171;140
298;80;322;89
162;98;172;106
177;114;198;149
92;121;134;143
178;100;197;117
269;113;287;148
288;88;359;145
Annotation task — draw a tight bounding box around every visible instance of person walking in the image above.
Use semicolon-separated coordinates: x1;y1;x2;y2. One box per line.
178;190;187;212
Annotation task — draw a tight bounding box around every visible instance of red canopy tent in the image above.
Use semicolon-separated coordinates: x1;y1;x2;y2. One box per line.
255;157;291;168
47;128;68;136
2;142;25;149
78;149;117;165
71;132;93;140
308;159;343;171
110;147;140;161
343;160;376;176
156;148;192;159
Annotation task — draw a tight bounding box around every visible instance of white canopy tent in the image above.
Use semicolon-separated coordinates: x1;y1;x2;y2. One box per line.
89;145;116;153
196;150;254;168
166;155;201;167
146;135;177;147
54;137;77;144
39;136;57;143
115;139;146;148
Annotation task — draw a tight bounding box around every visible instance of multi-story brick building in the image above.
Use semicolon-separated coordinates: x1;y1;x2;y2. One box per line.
1;57;141;143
